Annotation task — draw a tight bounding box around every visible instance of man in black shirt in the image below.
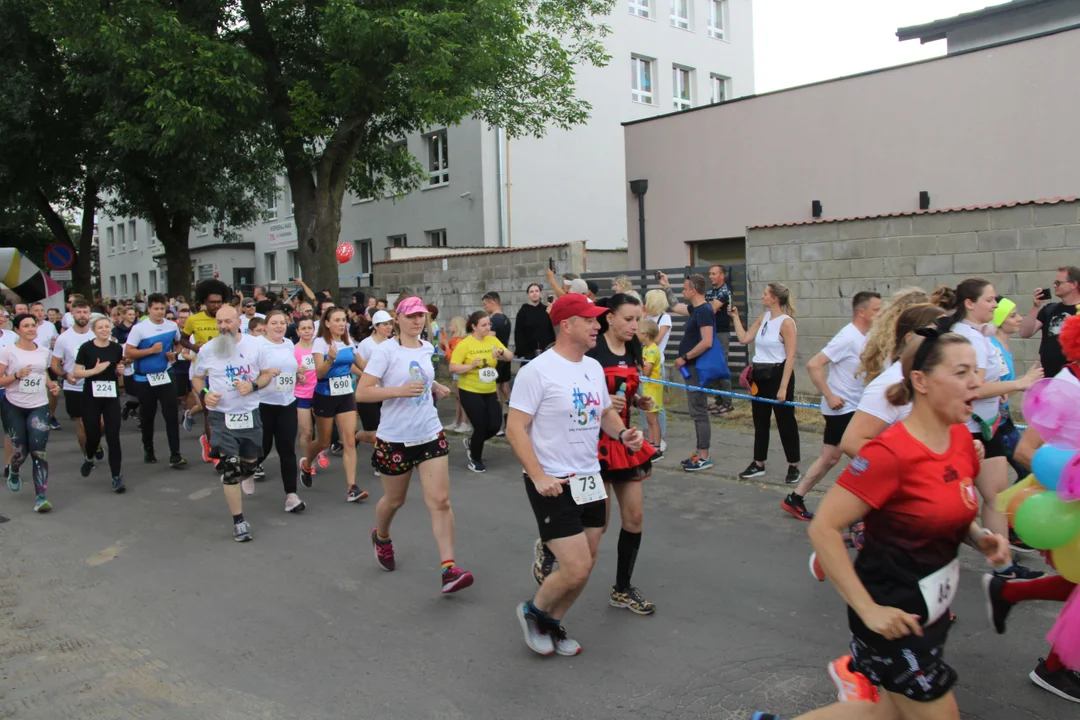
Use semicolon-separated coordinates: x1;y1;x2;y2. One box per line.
704;265;734;413
659;272;715;472
1020;266;1080;377
483;291;513;435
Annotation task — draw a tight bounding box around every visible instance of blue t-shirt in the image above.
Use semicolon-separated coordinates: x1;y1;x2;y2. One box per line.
990;337;1015;409
679;302;716;362
125;318;180;381
312;337;356;395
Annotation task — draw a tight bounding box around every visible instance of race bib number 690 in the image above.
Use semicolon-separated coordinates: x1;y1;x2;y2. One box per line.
329;376;352;396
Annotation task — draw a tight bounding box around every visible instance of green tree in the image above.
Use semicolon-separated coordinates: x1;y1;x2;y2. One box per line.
234;0;613;297
0;0;102;298
46;0;278;300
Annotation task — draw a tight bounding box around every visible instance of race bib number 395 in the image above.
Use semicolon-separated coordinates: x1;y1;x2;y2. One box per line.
569;473;607;506
274;374;296;393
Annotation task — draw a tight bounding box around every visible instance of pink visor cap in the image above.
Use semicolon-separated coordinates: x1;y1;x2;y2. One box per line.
396;296;427;316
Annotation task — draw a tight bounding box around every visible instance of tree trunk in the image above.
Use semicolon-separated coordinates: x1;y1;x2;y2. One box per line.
72;177;98;299
154;212;193;301
289;167;347;301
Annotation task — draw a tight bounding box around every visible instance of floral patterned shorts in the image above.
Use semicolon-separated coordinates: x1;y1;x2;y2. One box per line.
372;432;449;476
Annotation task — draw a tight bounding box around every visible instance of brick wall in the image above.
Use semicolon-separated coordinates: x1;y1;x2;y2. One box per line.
744;200;1080;393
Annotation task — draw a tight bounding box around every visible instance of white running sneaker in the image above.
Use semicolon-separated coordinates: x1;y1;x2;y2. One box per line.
241;476;255;496
660;439;667;453
285;493;305;512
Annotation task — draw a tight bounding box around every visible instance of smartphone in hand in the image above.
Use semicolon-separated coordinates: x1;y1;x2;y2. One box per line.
548;257;556;272
1041;288;1052;301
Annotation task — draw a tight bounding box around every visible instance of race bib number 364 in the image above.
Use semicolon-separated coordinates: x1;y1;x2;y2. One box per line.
20;376;44;393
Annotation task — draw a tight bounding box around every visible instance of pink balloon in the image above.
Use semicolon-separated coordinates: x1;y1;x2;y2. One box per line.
1060;454;1080;502
1023;377;1080;448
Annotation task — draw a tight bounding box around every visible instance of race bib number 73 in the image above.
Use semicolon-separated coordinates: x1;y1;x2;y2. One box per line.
569;473;606;506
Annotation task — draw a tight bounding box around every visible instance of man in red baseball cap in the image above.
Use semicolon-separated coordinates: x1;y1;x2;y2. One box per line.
505;290;644;657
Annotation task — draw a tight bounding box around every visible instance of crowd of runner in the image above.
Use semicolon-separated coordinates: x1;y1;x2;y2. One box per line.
1;263;1078;716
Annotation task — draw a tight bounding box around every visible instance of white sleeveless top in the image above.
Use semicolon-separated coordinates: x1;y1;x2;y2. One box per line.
752;313;793;364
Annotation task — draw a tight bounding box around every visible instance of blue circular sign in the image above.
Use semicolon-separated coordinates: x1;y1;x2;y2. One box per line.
45;243;75;270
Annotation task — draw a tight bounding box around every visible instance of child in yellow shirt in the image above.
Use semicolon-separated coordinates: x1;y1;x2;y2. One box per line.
638;320;664;455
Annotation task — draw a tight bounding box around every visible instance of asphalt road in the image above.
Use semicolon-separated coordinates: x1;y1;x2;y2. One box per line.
0;415;1064;719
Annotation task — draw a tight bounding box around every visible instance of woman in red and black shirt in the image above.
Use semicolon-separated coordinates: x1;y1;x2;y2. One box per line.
755;329;1010;720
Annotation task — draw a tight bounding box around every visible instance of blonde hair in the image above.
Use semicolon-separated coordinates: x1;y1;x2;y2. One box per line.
644;289;669;317
625;290;641;303
91;316;114;332
449;316;467;339
639;318;659;340
612;275;633;294
767;282;796;319
885;332;971;406
857;287;929;382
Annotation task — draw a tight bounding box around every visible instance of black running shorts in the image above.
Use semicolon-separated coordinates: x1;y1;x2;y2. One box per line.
848;633;957;702
823;412;855;447
523;473;606;543
312;391;356;418
63;389;83;419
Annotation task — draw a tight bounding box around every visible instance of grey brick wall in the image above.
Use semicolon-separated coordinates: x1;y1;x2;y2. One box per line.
744;201;1080;394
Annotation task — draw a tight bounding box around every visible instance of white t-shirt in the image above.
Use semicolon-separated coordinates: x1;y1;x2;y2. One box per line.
951;321;1001;433
357;335;383;363
256;337;299;407
648;313;673;358
1055;367;1080;387
509;348;612;477
193;334;262;415
52;328;94;391
362;339;443;443
0;343;52;409
34;320;58;350
61;311;74;330
856;361;910;426
0;329;17;350
819;322;868;416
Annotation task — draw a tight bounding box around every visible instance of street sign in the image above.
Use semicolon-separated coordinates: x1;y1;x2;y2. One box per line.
44;243;75;271
50;270;72;281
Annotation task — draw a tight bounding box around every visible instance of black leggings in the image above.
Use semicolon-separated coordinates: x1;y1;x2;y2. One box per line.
458;389;501;461
259;402;298;495
82;395;122;476
135;380;180;454
751;365;800;464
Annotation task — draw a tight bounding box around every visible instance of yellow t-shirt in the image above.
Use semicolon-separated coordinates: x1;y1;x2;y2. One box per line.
183;312;219;347
642;343;663;411
451;334;506;394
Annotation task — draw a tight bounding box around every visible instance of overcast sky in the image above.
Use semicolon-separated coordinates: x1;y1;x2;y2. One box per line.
753;0;1001;93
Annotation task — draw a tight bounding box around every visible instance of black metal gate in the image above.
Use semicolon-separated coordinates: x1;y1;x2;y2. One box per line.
578;264;749;373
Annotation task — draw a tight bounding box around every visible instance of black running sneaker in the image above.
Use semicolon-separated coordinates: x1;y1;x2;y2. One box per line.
785;465;802;484
169;453;186;469
143;449;157;464
738;462;765;479
299;458;314;488
781;493;813;521
111;475;126;494
94;444;104;460
1029;657;1080;703
80;458;95;478
982;575;1012;634
994;563;1045;580
330;441;344;456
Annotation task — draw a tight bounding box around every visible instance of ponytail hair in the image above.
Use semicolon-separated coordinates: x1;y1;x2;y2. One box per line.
767;282;796;320
857;287;929;382
949;278;991;323
929;285;956;310
885;330;971;406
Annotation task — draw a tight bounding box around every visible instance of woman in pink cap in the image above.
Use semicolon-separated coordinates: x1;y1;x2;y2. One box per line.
356;297;473;595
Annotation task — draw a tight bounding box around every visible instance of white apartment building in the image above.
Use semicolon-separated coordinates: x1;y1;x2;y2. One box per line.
98;0;754;296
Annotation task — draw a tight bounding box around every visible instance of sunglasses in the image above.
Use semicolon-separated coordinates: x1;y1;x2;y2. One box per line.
1053;280;1075;287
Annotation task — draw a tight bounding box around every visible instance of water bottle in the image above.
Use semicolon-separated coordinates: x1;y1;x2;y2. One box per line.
615;387;626;398
679;365;691;380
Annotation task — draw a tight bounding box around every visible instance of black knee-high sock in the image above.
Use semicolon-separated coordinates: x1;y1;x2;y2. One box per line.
616;529;642;591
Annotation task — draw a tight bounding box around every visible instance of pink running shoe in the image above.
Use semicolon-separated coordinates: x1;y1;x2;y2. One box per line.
317;450;329;469
371;529;395;571
441;567;474;594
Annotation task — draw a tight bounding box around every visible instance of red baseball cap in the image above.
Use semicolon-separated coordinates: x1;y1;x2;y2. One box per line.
550;293;606;326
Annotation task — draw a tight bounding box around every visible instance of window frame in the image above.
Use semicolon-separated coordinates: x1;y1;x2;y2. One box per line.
426;229;447;248
631;55;654;105
356;240;372;275
673;65;693;111
670;0;690;30
710;73;730;104
708;0;726;40
132;272;139;294
109;276;116;296
129;220;137;250
265;252;278;283
266;184;278;219
388;234;407;248
629;0;650;18
120;274;128;296
106;226;115;256
425;130;450;188
117;223;126;253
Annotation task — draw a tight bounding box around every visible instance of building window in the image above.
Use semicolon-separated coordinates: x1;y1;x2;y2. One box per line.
109;276;116;296
107;227;115;255
670;0;689;29
631;55;653;104
356;240;372;275
198;224;209;236
132;272;139;294
129;220;137;250
149;270;157;292
427;229;447;248
388;234;407;248
266;184;278;219
264;252;277;283
120;275;128;296
159;269;167;293
629;0;649;18
426;130;449;187
710;74;729;103
287;250;300;280
708;0;726;39
673;66;693;110
117;223;126;253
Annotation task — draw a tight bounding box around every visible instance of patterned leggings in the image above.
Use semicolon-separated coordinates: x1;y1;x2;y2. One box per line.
0;397;50;495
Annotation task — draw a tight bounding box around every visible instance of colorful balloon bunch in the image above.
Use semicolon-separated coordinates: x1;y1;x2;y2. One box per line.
997;376;1080;581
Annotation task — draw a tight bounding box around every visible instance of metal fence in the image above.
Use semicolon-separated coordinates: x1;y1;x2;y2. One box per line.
578;265;749;372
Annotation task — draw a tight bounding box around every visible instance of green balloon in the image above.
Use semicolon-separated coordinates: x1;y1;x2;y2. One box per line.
1014;492;1080;550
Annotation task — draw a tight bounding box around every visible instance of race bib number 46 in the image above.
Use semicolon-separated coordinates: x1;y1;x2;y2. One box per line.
274;374;296;393
329;376;353;396
91;380;117;398
918;558;959;626
478;367;498;383
569;473;607;506
147;372;171;386
225;412;253;430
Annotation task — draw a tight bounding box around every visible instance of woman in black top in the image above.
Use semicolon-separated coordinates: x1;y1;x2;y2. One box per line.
514;283;555;361
74;317;126;492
